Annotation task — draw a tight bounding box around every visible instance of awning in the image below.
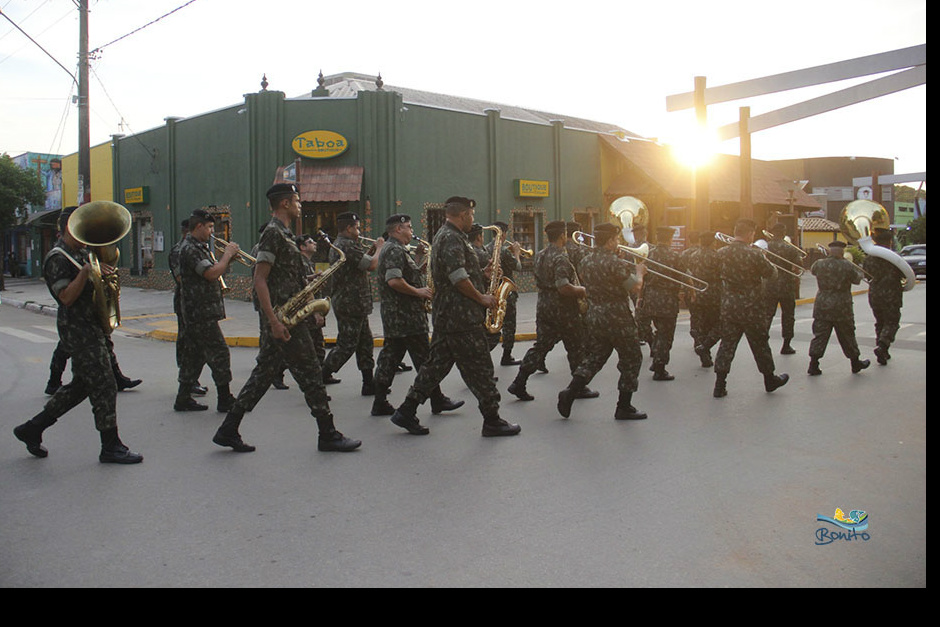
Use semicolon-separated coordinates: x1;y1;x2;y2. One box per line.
25;208;61;227
273;160;363;203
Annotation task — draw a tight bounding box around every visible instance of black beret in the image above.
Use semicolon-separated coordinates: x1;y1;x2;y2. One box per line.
566;221;581;234
295;234;314;248
594;223;620;236
386;213;411;226
58;206;79;232
656;226;676;241
266;183;299;199
445;196;475;209
181;219;190;229
188;209;215;225
337;212;360;223
492;221;509;231
829;240;847;248
545;220;567;232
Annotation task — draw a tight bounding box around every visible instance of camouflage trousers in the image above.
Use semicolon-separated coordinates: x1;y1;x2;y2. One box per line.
275;321;325;379
43;334;118;431
323;313;374;375
405;328;499;418
48;335;121;384
177;320;232;388
689;300;721;351
647;314;677;370
765;293;796;340
517;316;584;382
233;314;330;420
374;333;441;399
714;319;776;376
809;317;860;361
574;324;642;393
871;305;901;349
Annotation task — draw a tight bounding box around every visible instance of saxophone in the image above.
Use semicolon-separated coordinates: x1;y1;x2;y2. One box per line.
274;232;344;329
482;225;517;334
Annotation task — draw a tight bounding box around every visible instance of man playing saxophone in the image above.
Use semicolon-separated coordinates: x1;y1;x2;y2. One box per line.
213;184;360;453
388;197;520;437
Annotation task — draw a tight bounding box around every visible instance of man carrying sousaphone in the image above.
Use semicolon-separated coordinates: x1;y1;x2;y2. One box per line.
213;184;361;453
14;204;143;464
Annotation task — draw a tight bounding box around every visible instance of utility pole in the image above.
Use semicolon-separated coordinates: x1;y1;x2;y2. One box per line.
78;0;90;204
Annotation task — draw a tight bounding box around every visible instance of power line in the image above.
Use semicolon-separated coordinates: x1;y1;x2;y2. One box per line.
0;6;76;83
90;0;199;57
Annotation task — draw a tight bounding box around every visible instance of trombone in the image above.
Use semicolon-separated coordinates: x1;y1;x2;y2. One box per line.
762;230;807;258
715;232;803;278
572;231;709;293
816;244;874;283
211;235;256;267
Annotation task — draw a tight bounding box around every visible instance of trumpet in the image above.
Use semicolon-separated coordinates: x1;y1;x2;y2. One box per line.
715;232;803;278
572;231;709;293
762;230;807;258
211;235;256;267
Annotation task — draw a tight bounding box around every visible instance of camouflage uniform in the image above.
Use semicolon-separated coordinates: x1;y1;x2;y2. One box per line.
683;244;722;358
564;239;585;272
373;238;442;401
230;218;332;424
808;256;864;361
514;244;584;384
38;240;118;432
763;239;802;341
863;254;905;357
168;235;186;368
484;240;521;354
637;244;683;373
322;234;375;377
177;233;232;392
401;221;500;418
273;253;326;382
573;247;643;392
714;241;778;376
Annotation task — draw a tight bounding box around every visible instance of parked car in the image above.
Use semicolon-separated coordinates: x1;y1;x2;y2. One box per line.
899;244;926;278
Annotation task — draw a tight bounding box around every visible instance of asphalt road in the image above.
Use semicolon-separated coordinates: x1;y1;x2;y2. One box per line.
0;286;926;587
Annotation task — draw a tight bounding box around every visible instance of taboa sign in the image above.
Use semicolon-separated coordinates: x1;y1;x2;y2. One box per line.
292;130;349;160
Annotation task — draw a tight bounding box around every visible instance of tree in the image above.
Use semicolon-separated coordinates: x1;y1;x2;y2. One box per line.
898;215;926;247
1;153;46;290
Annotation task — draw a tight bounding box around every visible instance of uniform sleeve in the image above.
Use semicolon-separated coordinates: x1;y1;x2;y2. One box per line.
440;235;471;285
552;253;573;289
383;246;405;282
181;243;213;277
44;254;75;298
255;228;281;266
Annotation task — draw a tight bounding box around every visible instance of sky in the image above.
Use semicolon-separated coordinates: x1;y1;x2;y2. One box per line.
0;0;927;182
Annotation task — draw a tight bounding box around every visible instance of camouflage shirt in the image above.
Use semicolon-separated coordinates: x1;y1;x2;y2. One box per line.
431;220;487;333
472;243;490;271
254;217;307;309
578;247;640;334
179;233;226;324
717;241;777;325
682;245;721;306
378;237;429;338
763;239;802;298
863;254;904;311
44;238;102;348
485;241;522;281
533;244;581;324
565;239;585;271
811;256;863;321
639;244;683;317
329;234;375;317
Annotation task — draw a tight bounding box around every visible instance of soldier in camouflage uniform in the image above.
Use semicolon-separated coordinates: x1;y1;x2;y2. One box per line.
14;207;143;464
713;219;789;398
637;226;684;381
508;221;595;402
807;240;869;375
173;209;239;412
370;214;463;417
469;223;489;270
763;223;803;355
213;184;360;453
557;223;647;421
863;229;905;365
321;212;384;396
389;197;520;437
564;221;585;275
682;231;721;367
168;218;207;396
485;221;523;365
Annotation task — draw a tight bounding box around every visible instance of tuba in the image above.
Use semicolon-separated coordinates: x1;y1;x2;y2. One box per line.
482;224;517;334
609;196;649;246
840;200;915;292
273;231;342;329
67;201;133;334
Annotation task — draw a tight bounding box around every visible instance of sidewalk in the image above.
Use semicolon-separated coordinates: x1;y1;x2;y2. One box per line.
1;274;839;347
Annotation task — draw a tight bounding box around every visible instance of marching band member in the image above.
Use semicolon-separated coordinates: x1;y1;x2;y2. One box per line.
213;184;360;453
863;229;906;365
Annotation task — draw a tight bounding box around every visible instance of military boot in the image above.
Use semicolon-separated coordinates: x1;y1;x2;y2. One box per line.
557;375;587;418
614;391;648;421
808;359;822;376
851;358;871;374
713;373;728;398
430;389;465;414
764;372;789;392
99;428;143;464
174;383;208;411
360;369;375;396
507;373;534;401
316;414;362;451
874;344;890;365
13;410;57;458
780;339;796;355
213;409;255;452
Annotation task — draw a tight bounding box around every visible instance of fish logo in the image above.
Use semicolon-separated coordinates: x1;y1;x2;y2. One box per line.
817;508;868;531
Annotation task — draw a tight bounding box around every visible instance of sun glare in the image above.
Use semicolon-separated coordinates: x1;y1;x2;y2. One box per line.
667;124;720;169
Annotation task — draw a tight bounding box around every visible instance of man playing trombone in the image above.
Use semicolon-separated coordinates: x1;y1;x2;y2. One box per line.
713;219;789;398
763;223;803;355
637;226;684;381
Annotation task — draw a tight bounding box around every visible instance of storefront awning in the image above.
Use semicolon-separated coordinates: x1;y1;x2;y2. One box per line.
273;160;363;203
25;208;61;227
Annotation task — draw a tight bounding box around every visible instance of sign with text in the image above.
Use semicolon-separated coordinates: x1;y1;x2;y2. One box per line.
123;186;150;205
514;179;550;198
292;130;349;159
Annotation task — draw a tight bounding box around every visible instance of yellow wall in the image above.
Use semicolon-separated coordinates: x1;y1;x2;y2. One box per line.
61;141;113;205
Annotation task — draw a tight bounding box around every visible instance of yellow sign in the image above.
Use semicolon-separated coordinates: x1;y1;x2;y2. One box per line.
292;130;349;159
514;179;550;198
123;186;149;204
